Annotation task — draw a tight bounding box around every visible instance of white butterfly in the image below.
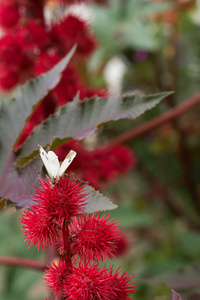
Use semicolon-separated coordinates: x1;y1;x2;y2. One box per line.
38;144;76;181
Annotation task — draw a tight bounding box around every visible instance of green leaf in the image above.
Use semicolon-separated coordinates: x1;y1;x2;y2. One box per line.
15;91;173;167
90;0;171;68
123;20;158;50
84;185;117;213
132;1;172;17
4;90;171;208
0;48;76;204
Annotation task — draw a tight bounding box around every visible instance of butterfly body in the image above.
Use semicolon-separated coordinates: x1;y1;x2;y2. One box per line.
38;145;76;181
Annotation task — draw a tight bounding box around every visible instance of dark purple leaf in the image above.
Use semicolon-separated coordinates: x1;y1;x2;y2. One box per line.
15;91;173;167
171;289;183;300
0;48;75;206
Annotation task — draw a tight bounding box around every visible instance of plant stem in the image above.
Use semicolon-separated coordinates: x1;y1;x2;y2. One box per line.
0;255;45;271
108;92;200;213
163;22;200;211
108;92;200;145
62;220;72;273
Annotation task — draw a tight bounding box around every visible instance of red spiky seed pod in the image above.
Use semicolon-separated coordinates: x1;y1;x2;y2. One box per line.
44;259;68;297
69;212;120;262
20;205;58;250
0;3;20;31
34;175;88;226
64;263;137;299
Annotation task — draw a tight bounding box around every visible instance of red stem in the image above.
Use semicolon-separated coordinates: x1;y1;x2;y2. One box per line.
108;92;200;146
62;220;72;273
0;255;45;271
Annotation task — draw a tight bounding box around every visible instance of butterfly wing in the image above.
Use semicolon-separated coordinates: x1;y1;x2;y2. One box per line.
58;150;77;178
38;145;60;179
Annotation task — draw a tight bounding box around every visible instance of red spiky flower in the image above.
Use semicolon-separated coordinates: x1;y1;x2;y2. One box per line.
44;259;68;297
0;35;25;67
34;174;88;226
0;3;20;31
20;205;58;250
0;69;19;91
20;174;88;250
64;263;113;299
108;267;138;299
64;262;137;299
49;14;96;57
19;20;47;50
20;148;138;299
69;212;120;262
55;142;136;189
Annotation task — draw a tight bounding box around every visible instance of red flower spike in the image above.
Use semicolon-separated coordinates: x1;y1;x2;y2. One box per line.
0;3;20;31
34;175;88;225
0;36;25;67
0;35;33;90
50;14;97;58
69;213;120;263
19;20;47;51
108;267;138;299
35;52;83;105
44;259;68;297
115;231;130;256
64;263;113;300
54;66;83;105
55;140;86;163
64;262;137;299
16;93;57;150
80;87;108;100
55;142;135;189
20;205;58;250
0;69;19;91
34;52;61;75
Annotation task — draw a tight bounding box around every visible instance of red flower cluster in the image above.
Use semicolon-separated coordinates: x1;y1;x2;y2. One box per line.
20;174;88;250
45;261;137;299
115;231;131;256
0;0;106;152
0;0;104;97
19;20;47;51
20;153;137;299
20;204;57;249
4;0;135;194
49;14;97;58
59;212;120;262
45;259;69;296
0;3;20;31
55;140;136;189
0;35;32;90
